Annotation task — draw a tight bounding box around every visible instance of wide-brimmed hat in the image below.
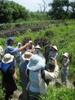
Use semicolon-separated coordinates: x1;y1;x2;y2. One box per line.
52;45;58;51
63;52;69;58
0;46;4;56
27;54;45;71
22;51;32;61
2;53;14;64
35;45;41;49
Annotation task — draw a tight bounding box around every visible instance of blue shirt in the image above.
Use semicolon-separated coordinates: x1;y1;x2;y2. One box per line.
5;46;19;55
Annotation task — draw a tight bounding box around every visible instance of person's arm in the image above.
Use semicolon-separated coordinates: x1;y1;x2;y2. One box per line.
18;42;31;52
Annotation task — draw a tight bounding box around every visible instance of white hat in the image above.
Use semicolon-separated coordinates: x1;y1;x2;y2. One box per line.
2;53;14;64
52;45;58;51
22;51;32;61
17;42;22;45
17;42;22;47
63;52;69;58
27;54;45;71
29;40;33;43
0;46;4;56
35;45;41;49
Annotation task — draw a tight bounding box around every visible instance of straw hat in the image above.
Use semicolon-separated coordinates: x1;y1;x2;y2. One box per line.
63;52;69;58
35;45;41;49
27;54;45;71
22;51;32;61
0;46;4;56
52;45;58;51
2;53;14;64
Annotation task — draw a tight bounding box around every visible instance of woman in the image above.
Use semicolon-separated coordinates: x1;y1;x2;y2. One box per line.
1;53;17;100
27;54;47;100
19;51;32;100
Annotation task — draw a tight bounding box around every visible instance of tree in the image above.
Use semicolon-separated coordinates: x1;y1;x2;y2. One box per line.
0;0;29;23
42;0;47;13
48;0;70;19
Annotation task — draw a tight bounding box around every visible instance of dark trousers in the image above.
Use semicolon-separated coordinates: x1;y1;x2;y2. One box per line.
28;91;41;100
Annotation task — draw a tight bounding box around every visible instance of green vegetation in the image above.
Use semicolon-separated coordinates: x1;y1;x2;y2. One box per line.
0;20;75;99
48;0;75;19
41;86;75;100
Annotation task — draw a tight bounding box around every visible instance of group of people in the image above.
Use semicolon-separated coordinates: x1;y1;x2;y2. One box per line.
0;37;70;100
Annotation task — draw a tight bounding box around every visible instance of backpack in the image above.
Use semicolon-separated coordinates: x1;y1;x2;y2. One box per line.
1;61;15;73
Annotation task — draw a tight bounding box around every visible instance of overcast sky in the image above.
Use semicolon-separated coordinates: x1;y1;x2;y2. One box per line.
9;0;75;12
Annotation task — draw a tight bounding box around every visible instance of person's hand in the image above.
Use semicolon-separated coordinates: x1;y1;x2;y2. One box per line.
13;72;17;80
25;42;31;47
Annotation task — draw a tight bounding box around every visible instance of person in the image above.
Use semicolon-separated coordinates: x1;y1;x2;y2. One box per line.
0;46;4;69
60;52;70;85
27;54;49;100
19;51;32;100
1;53;17;100
5;37;31;56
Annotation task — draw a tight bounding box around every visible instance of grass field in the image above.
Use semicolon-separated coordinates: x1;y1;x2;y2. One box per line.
0;20;75;99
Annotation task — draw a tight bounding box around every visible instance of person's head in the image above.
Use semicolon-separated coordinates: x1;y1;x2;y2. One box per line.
63;52;69;59
22;51;32;61
34;45;41;54
6;37;15;46
52;45;58;51
17;42;22;48
29;40;33;45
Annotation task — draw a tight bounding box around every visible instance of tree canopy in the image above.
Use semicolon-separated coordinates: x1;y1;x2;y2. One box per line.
0;0;29;23
48;0;75;19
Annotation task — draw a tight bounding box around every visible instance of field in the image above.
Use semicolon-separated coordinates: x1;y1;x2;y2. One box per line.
0;20;75;100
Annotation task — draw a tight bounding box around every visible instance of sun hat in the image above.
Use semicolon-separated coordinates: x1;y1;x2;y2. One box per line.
27;54;45;71
22;51;32;61
0;46;4;56
63;52;69;58
17;42;22;48
35;45;41;49
29;40;33;43
52;45;58;51
2;53;14;64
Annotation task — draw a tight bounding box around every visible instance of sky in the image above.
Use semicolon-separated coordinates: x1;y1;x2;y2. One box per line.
9;0;75;12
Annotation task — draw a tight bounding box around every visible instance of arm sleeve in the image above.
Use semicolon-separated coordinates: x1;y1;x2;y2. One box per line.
11;47;19;54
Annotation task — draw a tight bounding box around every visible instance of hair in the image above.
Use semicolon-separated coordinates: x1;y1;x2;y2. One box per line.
6;39;14;46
